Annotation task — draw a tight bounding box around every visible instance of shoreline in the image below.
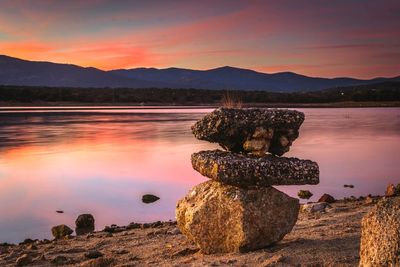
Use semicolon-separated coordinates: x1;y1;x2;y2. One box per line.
0;196;381;266
0;101;400;109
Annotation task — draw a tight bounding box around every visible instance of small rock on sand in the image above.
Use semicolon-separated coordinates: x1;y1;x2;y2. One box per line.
51;224;73;239
75;214;95;235
301;202;330;213
85;250;103;259
364;195;375;205
80;257;114;267
51;255;69;265
167;227;181;235
298;190;313;199
16;254;32;266
318;193;335;203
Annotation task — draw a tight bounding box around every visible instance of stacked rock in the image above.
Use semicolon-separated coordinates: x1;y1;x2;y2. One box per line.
176;108;319;254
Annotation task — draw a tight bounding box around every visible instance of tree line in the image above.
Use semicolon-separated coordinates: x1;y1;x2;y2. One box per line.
0;82;399;104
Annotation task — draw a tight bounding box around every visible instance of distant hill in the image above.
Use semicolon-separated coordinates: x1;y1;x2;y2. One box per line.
0;55;174;89
110;66;400;92
1;55;399;92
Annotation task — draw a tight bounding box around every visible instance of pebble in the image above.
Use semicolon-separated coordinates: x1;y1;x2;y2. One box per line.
172;248;199;257
147;229;167;237
41;239;51;244
16;254;32;266
20;238;35;245
141;223;151;229
318;193;335;203
126;222;141;229
86;233;94;239
364;196;375;205
80;257;114;267
84;250;103;259
35;254;46;261
129;255;140;261
27;244;37;250
154;229;167;235
114;249;129;255
167;227;181;235
51;255;69;265
298;190;313;199
0;246;8;254
302;202;331;213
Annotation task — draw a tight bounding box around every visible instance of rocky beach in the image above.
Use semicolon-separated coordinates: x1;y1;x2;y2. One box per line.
0;196;390;266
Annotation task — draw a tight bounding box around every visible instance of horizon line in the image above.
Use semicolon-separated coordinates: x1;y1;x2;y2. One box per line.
1;54;399;81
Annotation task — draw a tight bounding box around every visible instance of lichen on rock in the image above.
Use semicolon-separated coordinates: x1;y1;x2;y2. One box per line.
191;150;319;187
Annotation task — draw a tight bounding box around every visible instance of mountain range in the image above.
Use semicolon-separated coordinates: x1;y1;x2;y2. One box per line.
1;55;399;92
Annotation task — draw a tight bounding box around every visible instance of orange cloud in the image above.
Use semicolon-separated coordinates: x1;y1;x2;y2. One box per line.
0;41;54;58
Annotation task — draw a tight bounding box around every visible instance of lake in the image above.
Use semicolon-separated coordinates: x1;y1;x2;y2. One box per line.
0;107;399;243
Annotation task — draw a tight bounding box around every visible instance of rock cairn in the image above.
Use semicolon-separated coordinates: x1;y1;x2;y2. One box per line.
176;108;319;254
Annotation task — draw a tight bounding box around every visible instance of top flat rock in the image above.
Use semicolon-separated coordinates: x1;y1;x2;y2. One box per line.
192;108;304;156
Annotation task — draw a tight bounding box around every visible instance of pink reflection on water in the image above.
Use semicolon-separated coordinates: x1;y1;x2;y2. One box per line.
0;107;399;242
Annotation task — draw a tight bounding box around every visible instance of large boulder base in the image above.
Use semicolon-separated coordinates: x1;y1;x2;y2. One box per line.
192;108;304;156
176;181;299;254
360;197;400;266
191;150;319;187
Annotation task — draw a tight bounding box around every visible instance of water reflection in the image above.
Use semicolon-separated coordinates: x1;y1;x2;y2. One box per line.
0;107;399;243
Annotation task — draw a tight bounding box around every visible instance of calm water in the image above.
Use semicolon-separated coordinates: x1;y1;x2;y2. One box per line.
0;107;399;243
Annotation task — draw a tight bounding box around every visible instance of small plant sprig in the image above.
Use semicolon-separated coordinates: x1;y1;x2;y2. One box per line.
221;91;243;108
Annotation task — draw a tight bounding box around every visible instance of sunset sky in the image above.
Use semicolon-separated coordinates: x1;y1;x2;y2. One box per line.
0;0;399;78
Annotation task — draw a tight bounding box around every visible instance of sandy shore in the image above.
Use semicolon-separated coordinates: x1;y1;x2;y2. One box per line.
0;197;377;267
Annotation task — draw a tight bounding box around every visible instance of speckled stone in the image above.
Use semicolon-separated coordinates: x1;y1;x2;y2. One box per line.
191;150;319;187
191;108;304;156
176;181;299;254
51;224;73;239
359;196;400;266
75;214;95;235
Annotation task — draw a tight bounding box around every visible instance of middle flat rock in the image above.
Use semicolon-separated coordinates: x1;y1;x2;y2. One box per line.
176;181;300;254
192;150;319;187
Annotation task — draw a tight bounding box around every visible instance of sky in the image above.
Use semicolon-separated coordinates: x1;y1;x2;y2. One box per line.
0;0;399;78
